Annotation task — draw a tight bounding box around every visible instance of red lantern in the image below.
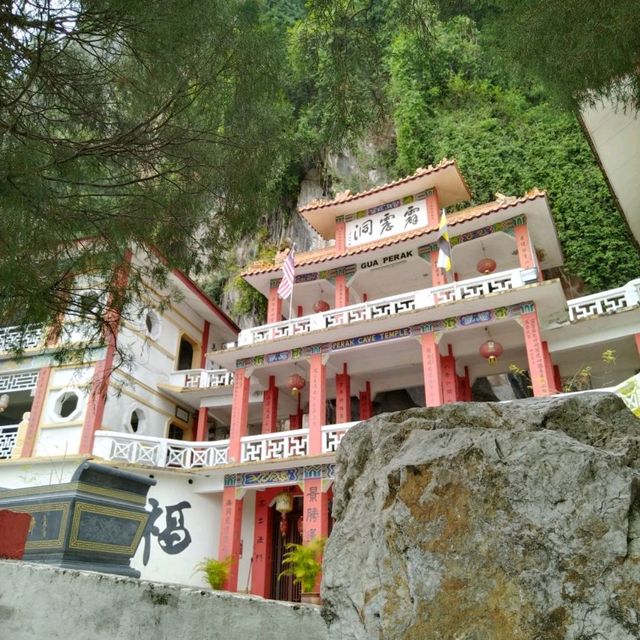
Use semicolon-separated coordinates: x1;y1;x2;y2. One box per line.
479;339;503;365
313;299;330;313
477;257;497;274
287;373;306;396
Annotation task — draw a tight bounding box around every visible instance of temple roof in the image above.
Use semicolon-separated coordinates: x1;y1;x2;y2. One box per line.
243;189;547;277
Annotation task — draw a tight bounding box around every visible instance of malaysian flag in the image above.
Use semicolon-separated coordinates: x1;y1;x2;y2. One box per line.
277;247;296;299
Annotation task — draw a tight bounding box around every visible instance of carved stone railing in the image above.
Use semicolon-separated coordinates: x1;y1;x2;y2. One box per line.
0;424;20;459
0;370;39;393
237;268;538;346
168;368;234;390
0;325;45;353
93;421;361;469
568;279;640;322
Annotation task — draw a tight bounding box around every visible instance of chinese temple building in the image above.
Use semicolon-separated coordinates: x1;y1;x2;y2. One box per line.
0;159;639;599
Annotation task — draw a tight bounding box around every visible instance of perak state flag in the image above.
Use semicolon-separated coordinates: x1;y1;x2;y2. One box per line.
436;210;452;271
277;247;296;299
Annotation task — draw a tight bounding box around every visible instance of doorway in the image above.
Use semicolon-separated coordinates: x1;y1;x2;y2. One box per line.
269;495;303;602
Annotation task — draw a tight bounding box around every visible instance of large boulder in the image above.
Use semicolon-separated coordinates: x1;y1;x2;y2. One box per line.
322;393;640;639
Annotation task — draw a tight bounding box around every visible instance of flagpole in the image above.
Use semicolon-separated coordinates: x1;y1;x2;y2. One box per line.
288;243;296;328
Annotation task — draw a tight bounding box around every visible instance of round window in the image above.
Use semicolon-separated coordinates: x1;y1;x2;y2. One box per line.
53;391;81;421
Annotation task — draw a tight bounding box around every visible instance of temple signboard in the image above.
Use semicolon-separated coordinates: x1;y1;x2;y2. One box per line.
344;194;429;247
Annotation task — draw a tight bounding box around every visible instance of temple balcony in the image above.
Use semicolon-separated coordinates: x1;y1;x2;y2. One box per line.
167;368;234;390
236;267;540;348
0;424;20;460
567;278;640;321
92;421;358;470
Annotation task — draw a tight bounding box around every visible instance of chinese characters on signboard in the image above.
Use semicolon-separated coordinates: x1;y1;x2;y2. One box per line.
345;198;428;248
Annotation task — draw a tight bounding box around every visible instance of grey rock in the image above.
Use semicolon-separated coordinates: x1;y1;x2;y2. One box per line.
322;393;640;640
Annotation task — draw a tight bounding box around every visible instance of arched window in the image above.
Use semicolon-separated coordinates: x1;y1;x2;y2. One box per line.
177;337;195;371
168;423;184;441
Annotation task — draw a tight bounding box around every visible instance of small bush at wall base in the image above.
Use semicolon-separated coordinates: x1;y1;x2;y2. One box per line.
196;557;232;590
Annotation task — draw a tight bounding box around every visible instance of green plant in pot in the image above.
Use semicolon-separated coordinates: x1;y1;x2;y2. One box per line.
279;537;326;604
197;556;232;590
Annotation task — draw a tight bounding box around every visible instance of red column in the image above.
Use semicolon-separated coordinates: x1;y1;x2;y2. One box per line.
250;489;275;598
218;486;243;591
200;320;210;368
228;369;250;462
302;479;330;591
20;367;51;457
426;190;440;228
542;341;558;393
553;365;563;393
267;287;282;324
335;221;346;252
421;333;443;407
297;305;304;318
195;407;209;441
359;381;372;420
430;251;447;287
261;376;279;434
335;275;349;309
308;354;326;455
463;366;472;401
521;311;554;397
335;364;351;423
634;334;640;358
514;223;536;270
441;346;459;403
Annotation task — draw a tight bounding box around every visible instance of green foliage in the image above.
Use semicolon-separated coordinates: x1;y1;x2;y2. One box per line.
196;556;232;590
279;537;326;593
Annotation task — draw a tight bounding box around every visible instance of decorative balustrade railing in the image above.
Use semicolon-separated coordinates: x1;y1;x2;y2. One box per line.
0;325;45;353
237;268;538;346
321;422;359;453
93;421;361;469
0;370;39;393
568;279;640;322
0;424;19;459
241;428;308;463
168;368;234;390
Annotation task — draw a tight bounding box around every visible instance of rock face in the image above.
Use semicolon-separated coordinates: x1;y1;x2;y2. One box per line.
322;393;640;639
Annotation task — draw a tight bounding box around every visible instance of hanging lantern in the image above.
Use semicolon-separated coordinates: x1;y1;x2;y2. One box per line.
477;257;497;274
287;373;306;396
275;491;294;537
479;339;504;365
313;299;330;313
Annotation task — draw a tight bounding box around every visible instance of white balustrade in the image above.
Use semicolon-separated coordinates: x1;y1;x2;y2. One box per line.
169;368;234;390
568;279;640;321
238;269;534;346
321;421;359;453
0;424;19;459
241;428;308;463
0;325;44;352
0;370;39;393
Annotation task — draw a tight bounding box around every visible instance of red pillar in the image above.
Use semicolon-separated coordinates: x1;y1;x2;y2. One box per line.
218;486;243;591
463;366;472;401
200;320;210;368
302;479;330;591
553;365;563;393
421;333;444;407
359;381;372;420
426;190;440;228
308;355;326;455
335;364;351;424
195;407;208;441
267;287;282;324
542;341;558;393
335;275;349;309
521;311;554;397
430;251;447;287
228;369;250;462
261;376;278;434
634;334;640;358
335;221;346;253
514;223;536;270
441;346;459;403
250;488;275;598
20;366;51;457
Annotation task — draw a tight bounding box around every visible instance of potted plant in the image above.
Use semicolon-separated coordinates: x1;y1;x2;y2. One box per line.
196;556;232;590
280;536;326;604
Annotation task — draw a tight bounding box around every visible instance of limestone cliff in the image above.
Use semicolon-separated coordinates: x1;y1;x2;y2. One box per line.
322;393;640;639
